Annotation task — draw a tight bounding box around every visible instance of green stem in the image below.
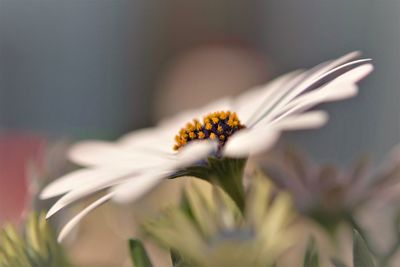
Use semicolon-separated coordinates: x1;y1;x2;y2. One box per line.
209;157;246;212
171;157;247;213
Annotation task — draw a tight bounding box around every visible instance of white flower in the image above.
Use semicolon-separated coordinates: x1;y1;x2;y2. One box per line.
41;52;373;241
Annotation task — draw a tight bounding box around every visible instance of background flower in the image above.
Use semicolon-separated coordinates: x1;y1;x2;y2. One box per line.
261;145;400;233
141;176;295;267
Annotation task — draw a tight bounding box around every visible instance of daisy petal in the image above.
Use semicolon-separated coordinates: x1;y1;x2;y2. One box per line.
222;127;280;157
57;193;114;242
272;111;329;130
273;85;357;127
263;63;373;123
68;141;136;166
236;70;305;125
69;141;172;167
331;62;374;84
45;168;137;218
175;140;217;167
118;127;174;153
111;142;216;204
111;171;171;203
244;71;307;126
40;167;118;199
273;55;370;110
250;53;369;127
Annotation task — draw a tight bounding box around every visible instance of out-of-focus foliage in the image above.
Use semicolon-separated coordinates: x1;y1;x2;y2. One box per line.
306;229;377;267
352;229;376;267
0;212;70;267
303;238;319;267
129;239;154;267
140;175;295;267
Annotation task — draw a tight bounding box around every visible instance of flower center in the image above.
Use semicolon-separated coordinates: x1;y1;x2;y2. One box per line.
174;111;245;150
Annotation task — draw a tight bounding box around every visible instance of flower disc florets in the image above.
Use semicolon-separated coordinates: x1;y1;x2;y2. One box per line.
174;111;245;151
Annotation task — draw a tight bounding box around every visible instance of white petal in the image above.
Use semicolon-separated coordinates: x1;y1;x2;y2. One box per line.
118;127;174;153
42;143;214;201
174;140;217;167
222;127;280;157
111;171;171;203
271;111;329;130
45;168;138;218
271;84;357;125
287;63;373;109
68;141;136;166
68;140;173;167
111;142;216;203
235;70;304;125
41;168;108;199
334;61;373;83
57;193;114;242
243;71;307;126
260;63;373;124
249;54;370;127
273;55;369;110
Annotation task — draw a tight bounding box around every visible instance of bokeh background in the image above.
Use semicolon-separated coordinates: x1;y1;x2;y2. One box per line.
0;1;399;266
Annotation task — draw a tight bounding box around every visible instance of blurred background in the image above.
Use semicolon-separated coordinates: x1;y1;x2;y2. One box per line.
0;0;399;266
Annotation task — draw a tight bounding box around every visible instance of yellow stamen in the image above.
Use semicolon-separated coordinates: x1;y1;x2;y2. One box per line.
198;131;205;139
189;131;196;139
173;110;244;150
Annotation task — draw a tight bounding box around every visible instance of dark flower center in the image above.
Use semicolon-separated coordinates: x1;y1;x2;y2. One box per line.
174;111;245;150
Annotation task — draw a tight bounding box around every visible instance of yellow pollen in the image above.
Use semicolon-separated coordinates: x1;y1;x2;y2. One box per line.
198;131;205;139
195;121;202;130
189;131;196;139
173;110;245;150
186;123;195;131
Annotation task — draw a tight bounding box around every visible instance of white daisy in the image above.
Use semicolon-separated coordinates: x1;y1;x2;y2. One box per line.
41;52;373;241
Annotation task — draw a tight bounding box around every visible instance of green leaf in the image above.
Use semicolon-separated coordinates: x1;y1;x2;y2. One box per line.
0;212;71;267
304;237;319;267
129;239;153;267
170;250;182;265
170;250;192;267
180;190;195;222
353;229;375;267
331;258;348;267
